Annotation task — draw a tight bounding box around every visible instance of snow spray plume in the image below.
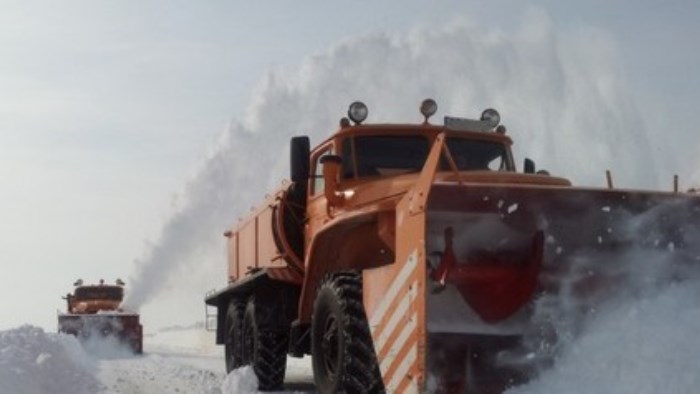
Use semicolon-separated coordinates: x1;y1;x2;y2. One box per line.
511;280;700;394
124;11;658;311
506;199;700;393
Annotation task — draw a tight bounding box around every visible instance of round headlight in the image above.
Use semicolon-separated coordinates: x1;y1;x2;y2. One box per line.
480;108;500;128
420;98;438;121
348;101;368;124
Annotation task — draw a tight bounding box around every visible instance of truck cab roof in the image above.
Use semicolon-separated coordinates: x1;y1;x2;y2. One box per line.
312;122;517;184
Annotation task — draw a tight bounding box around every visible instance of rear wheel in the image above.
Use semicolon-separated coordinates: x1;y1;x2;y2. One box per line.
131;337;143;354
241;297;288;391
311;272;384;393
224;300;246;372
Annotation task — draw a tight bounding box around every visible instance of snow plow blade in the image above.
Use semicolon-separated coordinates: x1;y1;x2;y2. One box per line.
421;183;700;392
364;180;700;393
58;313;143;354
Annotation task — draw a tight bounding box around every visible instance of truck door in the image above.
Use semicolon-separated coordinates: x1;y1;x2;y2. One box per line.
305;143;334;252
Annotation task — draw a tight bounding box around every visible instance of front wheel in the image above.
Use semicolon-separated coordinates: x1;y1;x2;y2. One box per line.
311;272;383;393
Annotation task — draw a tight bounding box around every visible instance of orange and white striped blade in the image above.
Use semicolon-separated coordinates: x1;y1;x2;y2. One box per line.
364;249;426;393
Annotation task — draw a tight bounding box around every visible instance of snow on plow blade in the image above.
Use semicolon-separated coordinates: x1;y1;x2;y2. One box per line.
423;183;700;392
58;313;143;354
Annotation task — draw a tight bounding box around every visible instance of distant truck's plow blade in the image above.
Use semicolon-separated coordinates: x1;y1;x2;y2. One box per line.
423;183;700;392
58;313;143;354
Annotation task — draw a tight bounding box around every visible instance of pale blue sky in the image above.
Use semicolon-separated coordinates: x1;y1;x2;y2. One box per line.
1;1;699;330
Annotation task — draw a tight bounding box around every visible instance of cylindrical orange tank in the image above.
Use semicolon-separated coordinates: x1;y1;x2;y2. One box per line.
227;182;306;285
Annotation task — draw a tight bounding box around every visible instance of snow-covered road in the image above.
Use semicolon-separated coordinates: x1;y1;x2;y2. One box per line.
96;350;314;394
97;352;223;393
5;276;700;394
0;325;314;394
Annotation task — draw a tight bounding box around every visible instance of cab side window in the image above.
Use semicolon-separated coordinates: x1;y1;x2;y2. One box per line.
341;138;355;179
311;147;332;196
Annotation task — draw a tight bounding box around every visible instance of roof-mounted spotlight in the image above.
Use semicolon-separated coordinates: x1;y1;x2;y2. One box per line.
73;279;83;287
348;101;368;125
480;108;501;128
495;125;507;134
420;98;438;123
116;278;125;286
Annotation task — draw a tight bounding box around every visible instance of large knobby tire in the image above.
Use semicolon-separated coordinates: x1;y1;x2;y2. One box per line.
312;272;384;394
242;297;288;391
224;300;246;372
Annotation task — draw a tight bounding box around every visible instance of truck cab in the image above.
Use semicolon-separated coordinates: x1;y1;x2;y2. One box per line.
303;103;569;241
59;279;142;354
66;282;124;314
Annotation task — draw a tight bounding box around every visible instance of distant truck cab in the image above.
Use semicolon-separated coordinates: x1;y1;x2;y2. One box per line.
59;279;143;354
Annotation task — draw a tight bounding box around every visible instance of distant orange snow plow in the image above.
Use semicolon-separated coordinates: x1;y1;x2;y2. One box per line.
58;279;143;354
205;100;700;393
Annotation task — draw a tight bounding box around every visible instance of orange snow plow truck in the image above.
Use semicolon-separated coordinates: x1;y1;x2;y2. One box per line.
205;100;700;393
58;279;143;354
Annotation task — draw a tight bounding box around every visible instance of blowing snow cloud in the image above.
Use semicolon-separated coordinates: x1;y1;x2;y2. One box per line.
123;11;664;311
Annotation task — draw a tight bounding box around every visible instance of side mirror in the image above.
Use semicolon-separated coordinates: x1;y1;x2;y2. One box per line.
290;136;310;183
524;158;535;174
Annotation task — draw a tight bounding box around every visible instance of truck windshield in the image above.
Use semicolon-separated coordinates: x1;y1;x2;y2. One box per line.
342;135;509;178
74;286;123;301
444;138;510;171
342;135;429;178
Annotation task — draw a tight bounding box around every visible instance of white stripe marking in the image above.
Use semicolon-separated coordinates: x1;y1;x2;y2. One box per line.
375;280;418;355
380;312;417;375
387;343;418;392
404;380;420;394
369;250;417;329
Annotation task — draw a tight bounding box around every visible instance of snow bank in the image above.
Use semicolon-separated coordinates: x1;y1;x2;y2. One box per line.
219;364;311;394
0;324;312;393
221;366;259;393
0;325;101;394
508;279;700;394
